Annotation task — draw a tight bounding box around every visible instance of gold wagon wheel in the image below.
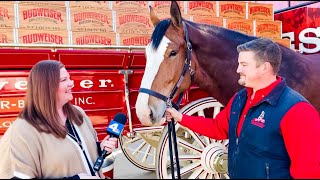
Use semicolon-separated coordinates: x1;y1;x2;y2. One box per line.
156;97;230;179
119;125;164;171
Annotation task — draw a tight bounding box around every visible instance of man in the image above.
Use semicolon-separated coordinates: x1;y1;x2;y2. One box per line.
166;38;320;178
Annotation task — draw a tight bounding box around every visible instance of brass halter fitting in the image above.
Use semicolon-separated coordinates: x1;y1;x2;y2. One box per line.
166;98;173;108
188;61;194;76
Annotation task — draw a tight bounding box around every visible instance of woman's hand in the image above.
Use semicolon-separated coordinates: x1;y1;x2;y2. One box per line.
100;135;118;153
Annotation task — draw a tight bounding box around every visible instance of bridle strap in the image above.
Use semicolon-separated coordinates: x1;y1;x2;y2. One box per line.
169;22;192;100
139;88;168;102
139;88;180;110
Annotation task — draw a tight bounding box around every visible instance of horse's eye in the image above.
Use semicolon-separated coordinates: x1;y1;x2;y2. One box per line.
170;51;177;57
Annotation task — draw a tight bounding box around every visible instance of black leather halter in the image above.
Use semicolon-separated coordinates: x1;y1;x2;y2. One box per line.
139;21;194;110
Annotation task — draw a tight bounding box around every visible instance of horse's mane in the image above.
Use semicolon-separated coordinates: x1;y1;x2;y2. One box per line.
151;18;257;51
185;20;257;45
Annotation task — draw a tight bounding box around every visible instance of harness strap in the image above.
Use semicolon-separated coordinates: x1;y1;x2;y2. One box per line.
168;22;193;100
139;88;168;102
139;88;180;110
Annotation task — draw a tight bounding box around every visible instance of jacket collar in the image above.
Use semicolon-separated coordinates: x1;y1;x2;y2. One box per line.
257;77;287;107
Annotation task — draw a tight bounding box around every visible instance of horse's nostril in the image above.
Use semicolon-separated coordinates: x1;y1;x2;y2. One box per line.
149;110;154;121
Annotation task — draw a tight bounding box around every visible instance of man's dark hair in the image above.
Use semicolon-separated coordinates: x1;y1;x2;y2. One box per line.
237;38;282;74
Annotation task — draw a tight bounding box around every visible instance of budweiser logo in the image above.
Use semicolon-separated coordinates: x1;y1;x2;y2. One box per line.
199;19;212;24
115;1;146;6
0;34;8;43
92;1;107;5
22;33;63;44
0;7;9;20
22;8;63;22
74;12;109;24
123;36;150;45
75;1;107;5
221;4;244;14
257;24;279;33
154;1;182;8
228;22;251;32
199;19;221;26
189;2;214;10
76;35;112;45
119;15;151;27
250;6;271;15
154;1;170;8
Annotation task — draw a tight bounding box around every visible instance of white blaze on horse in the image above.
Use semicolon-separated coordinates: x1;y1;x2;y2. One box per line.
135;1;320;126
135;36;172;126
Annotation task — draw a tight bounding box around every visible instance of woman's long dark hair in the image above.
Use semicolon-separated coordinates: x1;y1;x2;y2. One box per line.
19;60;83;138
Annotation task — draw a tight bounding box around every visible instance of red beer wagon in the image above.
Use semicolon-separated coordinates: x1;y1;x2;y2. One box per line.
0;1;319;179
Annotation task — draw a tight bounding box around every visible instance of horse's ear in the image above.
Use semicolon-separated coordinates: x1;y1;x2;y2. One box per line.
170;1;182;27
149;5;160;27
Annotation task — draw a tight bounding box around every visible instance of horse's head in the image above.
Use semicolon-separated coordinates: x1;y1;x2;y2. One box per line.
135;1;193;126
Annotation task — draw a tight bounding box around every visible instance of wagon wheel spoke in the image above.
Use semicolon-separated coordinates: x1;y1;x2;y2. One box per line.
222;173;230;179
178;162;202;178
213;106;221;118
203;136;211;146
132;141;147;155
125;136;142;144
199;171;209;179
206;173;213;179
197;109;205;117
141;144;152;163
177;138;203;154
182;128;207;149
214;173;221;179
188;167;204;179
120;127;163;171
178;154;201;161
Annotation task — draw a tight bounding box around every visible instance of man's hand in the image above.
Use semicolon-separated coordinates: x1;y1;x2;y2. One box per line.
100;135;118;153
166;107;183;122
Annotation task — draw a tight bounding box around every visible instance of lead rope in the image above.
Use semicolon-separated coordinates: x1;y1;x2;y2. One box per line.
167;99;181;179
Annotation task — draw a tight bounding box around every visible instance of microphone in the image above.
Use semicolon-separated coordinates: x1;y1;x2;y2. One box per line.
93;113;127;172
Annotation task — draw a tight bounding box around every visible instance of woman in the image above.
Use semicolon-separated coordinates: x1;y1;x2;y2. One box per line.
0;60;117;179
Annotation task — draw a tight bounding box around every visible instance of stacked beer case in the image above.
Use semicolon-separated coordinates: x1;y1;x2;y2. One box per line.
0;1;291;48
68;1;116;46
111;1;151;49
185;1;290;48
0;1;16;45
16;1;69;46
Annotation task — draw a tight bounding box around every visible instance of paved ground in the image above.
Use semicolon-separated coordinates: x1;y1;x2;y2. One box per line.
113;149;157;179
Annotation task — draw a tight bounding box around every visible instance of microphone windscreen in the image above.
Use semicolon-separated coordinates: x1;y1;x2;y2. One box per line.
113;113;127;125
106;113;127;137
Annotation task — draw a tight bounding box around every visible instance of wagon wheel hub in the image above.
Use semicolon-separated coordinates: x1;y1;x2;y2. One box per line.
200;142;228;174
